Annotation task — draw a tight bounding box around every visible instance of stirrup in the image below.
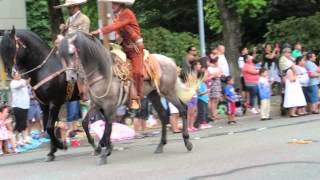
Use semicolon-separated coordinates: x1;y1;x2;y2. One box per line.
130;100;140;110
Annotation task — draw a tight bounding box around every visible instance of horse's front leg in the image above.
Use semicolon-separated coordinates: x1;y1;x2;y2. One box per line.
98;117;113;165
45;103;65;162
82;111;101;156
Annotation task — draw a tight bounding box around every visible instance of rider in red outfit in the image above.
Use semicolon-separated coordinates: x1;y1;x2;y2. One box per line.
91;0;143;109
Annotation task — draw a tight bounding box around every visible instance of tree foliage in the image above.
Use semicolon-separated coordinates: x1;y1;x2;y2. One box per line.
142;27;199;65
204;0;267;33
26;0;51;42
265;12;320;52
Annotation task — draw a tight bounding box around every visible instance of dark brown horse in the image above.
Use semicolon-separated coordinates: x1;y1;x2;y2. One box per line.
0;27;79;161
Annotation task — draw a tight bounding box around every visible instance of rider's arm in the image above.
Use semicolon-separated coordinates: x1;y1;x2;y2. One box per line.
100;10;133;34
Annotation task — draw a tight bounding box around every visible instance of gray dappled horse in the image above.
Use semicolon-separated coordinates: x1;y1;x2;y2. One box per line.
59;32;194;165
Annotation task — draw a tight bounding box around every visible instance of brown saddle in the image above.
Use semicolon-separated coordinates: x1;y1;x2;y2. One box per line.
111;49;162;91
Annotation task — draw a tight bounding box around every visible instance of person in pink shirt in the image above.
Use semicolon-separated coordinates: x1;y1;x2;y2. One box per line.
242;55;260;114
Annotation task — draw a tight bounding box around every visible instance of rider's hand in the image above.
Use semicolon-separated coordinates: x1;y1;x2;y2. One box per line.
90;29;101;36
59;24;66;33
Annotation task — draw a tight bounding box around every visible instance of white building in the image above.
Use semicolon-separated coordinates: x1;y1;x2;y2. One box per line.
0;0;27;30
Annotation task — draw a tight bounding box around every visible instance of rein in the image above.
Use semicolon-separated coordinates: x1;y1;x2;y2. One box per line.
13;36;56;76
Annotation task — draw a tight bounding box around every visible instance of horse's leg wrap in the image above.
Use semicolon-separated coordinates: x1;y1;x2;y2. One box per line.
98;118;112;165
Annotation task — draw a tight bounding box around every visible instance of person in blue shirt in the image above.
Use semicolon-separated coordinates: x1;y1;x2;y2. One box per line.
195;73;211;129
258;68;272;120
224;76;237;124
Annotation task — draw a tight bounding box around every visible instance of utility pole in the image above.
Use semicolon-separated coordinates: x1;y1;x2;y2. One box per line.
197;0;206;57
97;0;112;48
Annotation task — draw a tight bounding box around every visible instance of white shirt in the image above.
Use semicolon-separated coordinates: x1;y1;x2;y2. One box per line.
10;79;30;109
68;11;81;23
238;56;245;76
218;54;230;76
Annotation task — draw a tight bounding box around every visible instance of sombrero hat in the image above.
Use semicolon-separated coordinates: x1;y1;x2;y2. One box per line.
98;0;135;5
55;0;87;8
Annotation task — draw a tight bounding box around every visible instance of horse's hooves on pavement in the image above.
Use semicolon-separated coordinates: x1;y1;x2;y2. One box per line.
154;147;164;154
45;155;55;162
98;158;107;165
185;142;193;152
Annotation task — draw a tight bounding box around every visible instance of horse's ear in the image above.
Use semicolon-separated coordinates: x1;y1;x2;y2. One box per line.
10;26;16;39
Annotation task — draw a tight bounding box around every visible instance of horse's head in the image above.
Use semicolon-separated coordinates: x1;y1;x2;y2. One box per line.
0;27;17;77
57;34;78;66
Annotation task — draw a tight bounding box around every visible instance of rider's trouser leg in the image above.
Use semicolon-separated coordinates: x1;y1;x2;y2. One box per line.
125;44;144;105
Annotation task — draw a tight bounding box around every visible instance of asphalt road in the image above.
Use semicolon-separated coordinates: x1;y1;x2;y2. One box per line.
1;114;320;180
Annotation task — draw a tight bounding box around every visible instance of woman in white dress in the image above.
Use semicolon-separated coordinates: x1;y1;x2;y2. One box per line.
283;66;307;117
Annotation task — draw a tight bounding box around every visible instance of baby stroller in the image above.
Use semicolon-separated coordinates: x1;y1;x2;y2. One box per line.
235;88;247;116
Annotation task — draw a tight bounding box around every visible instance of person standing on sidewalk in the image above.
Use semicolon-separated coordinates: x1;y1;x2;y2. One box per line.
224;76;237;124
10;72;30;146
258;68;272;121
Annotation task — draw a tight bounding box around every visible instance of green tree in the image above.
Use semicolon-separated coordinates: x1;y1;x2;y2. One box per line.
265;12;320;52
204;0;266;86
26;0;51;42
142;27;200;65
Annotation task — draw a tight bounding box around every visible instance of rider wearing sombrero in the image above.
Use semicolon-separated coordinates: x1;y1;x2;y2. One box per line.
55;0;90;100
90;0;143;110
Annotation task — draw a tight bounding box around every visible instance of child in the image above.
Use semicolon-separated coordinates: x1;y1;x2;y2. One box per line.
258;68;272;120
224;76;237;124
195;73;211;129
0;105;16;154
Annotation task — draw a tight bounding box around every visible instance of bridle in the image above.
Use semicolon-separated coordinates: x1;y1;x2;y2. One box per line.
12;36;56;76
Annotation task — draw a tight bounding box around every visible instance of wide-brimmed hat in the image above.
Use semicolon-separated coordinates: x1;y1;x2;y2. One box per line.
55;0;87;8
98;0;135;5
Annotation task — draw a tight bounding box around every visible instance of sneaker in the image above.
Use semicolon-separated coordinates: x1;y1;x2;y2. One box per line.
199;124;207;130
0;151;3;156
250;108;259;114
205;124;212;128
191;127;198;131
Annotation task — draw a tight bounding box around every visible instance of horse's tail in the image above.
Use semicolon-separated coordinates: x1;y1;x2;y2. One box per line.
175;73;201;104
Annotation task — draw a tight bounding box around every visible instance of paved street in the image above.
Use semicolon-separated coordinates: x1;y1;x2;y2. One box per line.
1;114;320;180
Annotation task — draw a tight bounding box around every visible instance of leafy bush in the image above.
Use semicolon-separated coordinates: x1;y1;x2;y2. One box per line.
142;27;199;66
26;0;51;42
265;12;320;52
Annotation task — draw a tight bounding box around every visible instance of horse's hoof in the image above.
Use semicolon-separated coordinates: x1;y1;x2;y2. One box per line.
154;146;163;154
93;148;101;156
185;142;193;152
97;157;107;165
107;145;113;156
45;155;55;162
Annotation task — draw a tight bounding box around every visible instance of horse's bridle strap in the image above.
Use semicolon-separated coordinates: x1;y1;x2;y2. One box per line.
32;68;66;91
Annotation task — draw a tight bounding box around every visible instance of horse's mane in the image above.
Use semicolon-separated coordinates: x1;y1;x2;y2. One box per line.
61;32;112;78
16;30;51;50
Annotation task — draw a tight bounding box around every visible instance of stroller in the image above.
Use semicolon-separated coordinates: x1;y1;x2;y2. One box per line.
234;88;247;116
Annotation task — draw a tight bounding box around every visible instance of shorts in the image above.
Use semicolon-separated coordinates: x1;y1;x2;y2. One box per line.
66;101;81;122
13;107;29;133
227;102;236;115
27;104;42;121
168;102;179;114
241;77;246;91
187;97;197;109
306;85;319;104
